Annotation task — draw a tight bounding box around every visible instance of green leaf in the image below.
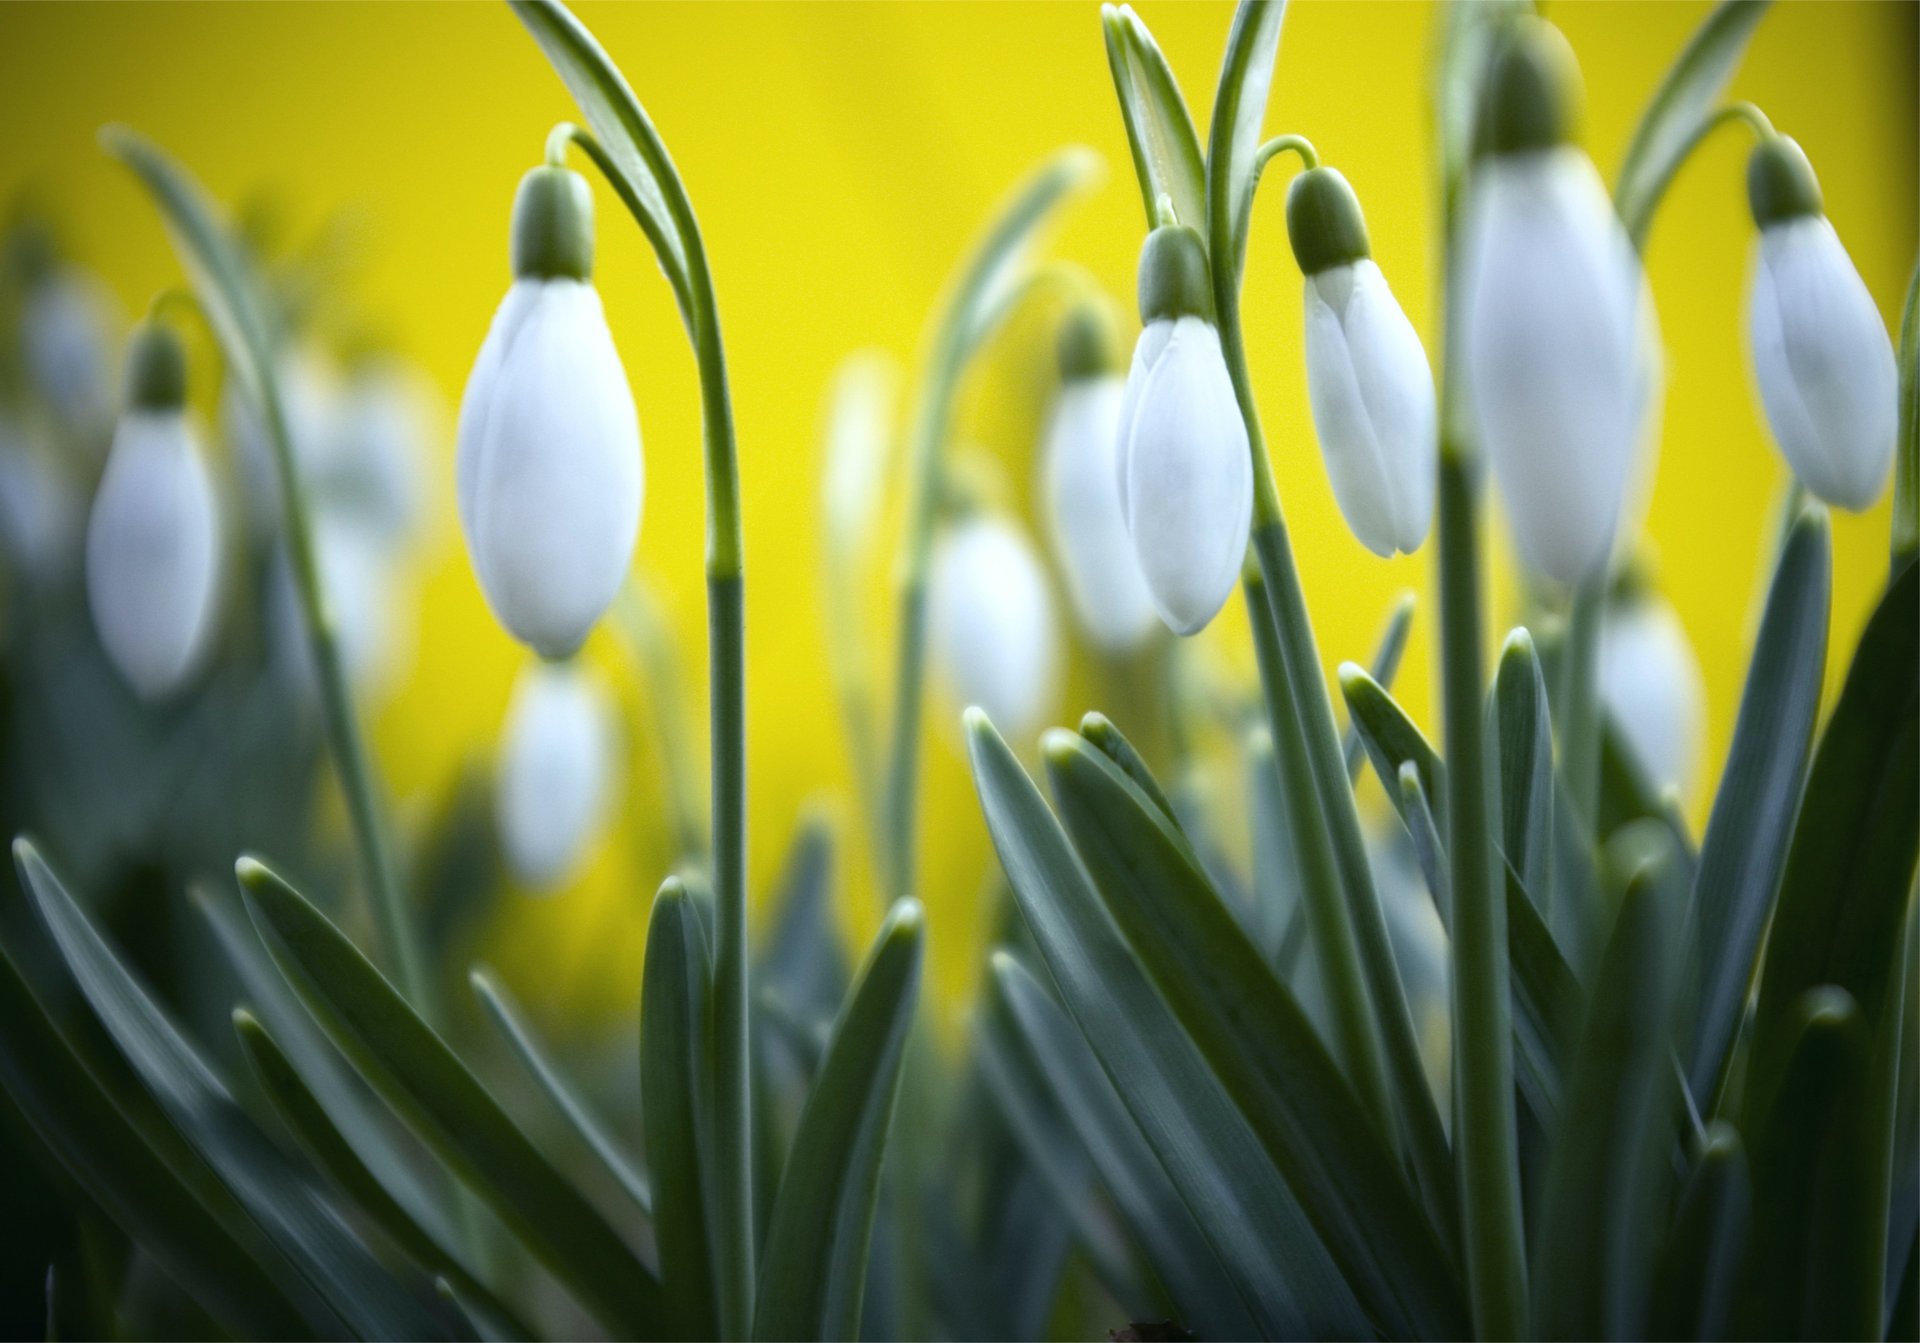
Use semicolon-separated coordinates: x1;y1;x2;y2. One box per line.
1078;711;1180;831
235;855;664;1339
1686;510;1831;1105
231;1009;529;1339
989;953;1256;1340
1344;592;1417;780
754;899;923;1342
1894;259;1919;567
1042;730;1469;1341
1744;556;1919;1124
1101;3;1209;234
967;710;1353;1338
1490;630;1554;906
470;966;652;1213
1532;845;1688;1338
640;879;719;1342
1614;0;1772;247
1399;763;1451;933
1206;0;1289;278
1649;1123;1752;1342
1505;861;1581;1125
13;840;443;1341
1341;664;1447;832
1249;728;1303;961
754;814;847;1023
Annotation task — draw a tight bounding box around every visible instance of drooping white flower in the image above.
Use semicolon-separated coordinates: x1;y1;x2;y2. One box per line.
319;360;437;548
1040;305;1158;651
496;659;619;889
269;515;411;705
85;323;221;701
458;166;641;659
1117;224;1251;636
1458;24;1648;585
1744;136;1896;512
1286;167;1435;557
23;267;120;434
221;345;341;539
929;512;1059;741
1599;592;1705;800
0;415;82;588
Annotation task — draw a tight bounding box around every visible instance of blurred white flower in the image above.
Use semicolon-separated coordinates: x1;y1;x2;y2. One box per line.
0;416;82;587
1599;594;1705;799
496;659;620;889
270;515;411;705
23;268;120;434
1042;374;1158;651
222;347;342;537
929;513;1059;742
821;351;897;557
317;361;438;548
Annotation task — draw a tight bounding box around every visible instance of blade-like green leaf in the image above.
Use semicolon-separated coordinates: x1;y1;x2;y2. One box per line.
1687;512;1832;1104
1506;861;1581;1125
1614;0;1772;247
232;1009;529;1339
1400;762;1451;933
1895;260;1919;568
1102;3;1208;234
1649;1123;1752;1342
1345;592;1418;780
755;814;846;1023
1207;0;1288;278
235;855;664;1338
1249;728;1303;960
1490;630;1554;907
1079;711;1180;831
641;879;719;1342
968;710;1352;1338
754;899;923;1342
470;967;652;1213
1043;730;1469;1340
14;841;442;1341
1532;846;1687;1338
1341;663;1447;832
990;953;1255;1340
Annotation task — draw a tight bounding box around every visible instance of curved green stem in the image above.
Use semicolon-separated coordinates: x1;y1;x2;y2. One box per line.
1252;132;1318;175
1622;99;1774;251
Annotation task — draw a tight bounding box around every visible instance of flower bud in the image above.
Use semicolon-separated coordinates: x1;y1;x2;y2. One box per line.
1459;27;1648;583
222;346;340;539
319;360;436;549
1117;226;1251;636
23;267;119;435
1040;305;1158;651
496;659;619;889
1744;137;1895;512
1287;168;1436;558
458;166;642;659
1599;592;1705;799
85;322;222;701
929;511;1059;741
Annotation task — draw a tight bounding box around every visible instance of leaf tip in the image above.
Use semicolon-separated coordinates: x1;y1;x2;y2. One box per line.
1040;727;1082;769
884;897;926;943
1336;660;1372;694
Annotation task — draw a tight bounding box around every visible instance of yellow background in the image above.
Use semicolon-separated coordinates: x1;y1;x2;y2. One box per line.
1;1;1913;1032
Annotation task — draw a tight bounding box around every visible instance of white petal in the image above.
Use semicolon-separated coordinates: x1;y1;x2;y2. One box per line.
1041;377;1159;650
1599;597;1705;800
1303;262;1436;557
1747;217;1897;511
85;413;222;700
496;660;619;889
1460;149;1644;583
25;271;119;432
1115;318;1176;527
929;515;1059;740
458;279;643;657
1121;317;1252;635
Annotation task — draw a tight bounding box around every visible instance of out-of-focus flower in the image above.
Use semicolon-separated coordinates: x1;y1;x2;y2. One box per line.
22;266;120;435
85;321;221;701
222;346;341;537
269;515;412;705
1599;590;1705;799
1744;135;1896;511
1286;166;1435;558
458;165;641;659
1040;303;1158;652
0;415;82;588
316;359;438;548
821;351;897;559
929;510;1058;742
1458;20;1651;584
496;658;619;889
1117;223;1251;636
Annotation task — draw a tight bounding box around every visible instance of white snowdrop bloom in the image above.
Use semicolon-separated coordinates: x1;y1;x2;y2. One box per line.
1287;167;1435;557
85;323;222;701
1744;136;1896;512
1458;25;1647;584
496;659;619;889
929;512;1059;742
0;416;82;587
821;351;897;556
1116;224;1251;636
1040;305;1158;651
221;347;341;538
23;267;119;433
269;516;411;705
458;166;641;659
319;361;437;548
1599;593;1705;800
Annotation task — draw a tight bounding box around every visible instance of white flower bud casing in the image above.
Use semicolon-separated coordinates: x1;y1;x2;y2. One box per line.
458;167;642;659
1599;594;1705;799
929;513;1059;742
496;659;619;890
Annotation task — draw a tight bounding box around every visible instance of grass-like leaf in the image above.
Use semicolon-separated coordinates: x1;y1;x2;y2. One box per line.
1207;0;1288;278
1101;3;1208;234
1490;630;1554;907
1344;592;1418;780
1649;1123;1751;1342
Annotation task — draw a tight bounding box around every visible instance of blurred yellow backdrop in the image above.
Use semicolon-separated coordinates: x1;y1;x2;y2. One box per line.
0;1;1913;1033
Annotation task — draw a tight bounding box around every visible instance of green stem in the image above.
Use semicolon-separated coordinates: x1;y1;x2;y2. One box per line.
1556;575;1605;841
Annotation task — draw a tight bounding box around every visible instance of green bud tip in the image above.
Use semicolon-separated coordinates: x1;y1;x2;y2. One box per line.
1480;18;1581;157
1057;302;1121;381
1500;627;1536;661
123;320;188;411
1137;224;1214;325
510;165;595;282
1040;727;1081;766
1335;660;1368;692
1747;135;1823;228
1286;167;1372;276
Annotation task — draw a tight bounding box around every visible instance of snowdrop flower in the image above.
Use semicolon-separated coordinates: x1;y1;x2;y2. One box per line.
1599;590;1705;799
1459;21;1650;584
496;658;619;889
269;516;411;704
0;416;81;588
318;360;437;548
84;321;221;701
1040;303;1158;651
23;266;119;434
221;346;340;538
1744;135;1896;511
458;164;642;659
1285;167;1435;557
1117;223;1251;635
929;508;1059;741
